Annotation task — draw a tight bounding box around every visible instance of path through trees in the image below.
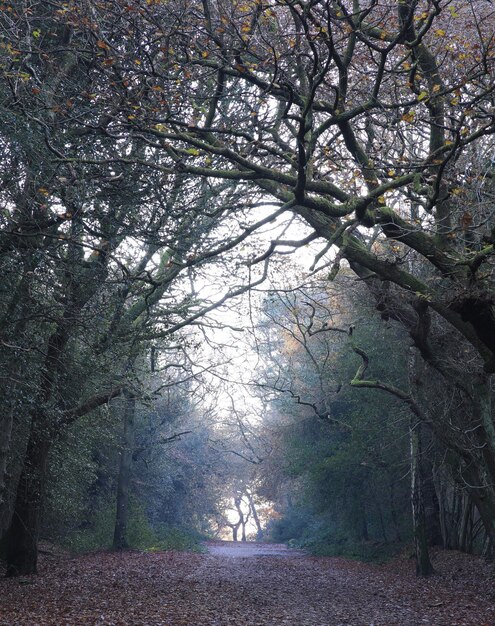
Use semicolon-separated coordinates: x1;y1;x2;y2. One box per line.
0;542;494;625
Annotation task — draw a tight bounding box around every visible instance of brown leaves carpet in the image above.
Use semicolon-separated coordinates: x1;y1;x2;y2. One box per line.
1;541;494;625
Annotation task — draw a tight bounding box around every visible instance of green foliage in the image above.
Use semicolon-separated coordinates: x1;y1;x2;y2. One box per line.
260;283;413;563
267;505;406;563
151;524;205;552
43;409;119;541
267;508;313;543
63;499;202;553
63;502;116;553
306;537;406;564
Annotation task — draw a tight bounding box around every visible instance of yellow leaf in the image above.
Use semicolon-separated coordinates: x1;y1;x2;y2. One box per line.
435;29;446;37
418;91;428;101
201;51;209;58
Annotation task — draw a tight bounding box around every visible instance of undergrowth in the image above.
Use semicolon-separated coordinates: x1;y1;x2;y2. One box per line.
62;500;203;553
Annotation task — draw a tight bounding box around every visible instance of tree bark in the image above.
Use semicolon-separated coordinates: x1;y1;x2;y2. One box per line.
5;417;51;576
113;392;136;551
410;417;434;576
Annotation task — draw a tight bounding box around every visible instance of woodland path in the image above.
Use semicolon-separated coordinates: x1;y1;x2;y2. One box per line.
1;541;495;625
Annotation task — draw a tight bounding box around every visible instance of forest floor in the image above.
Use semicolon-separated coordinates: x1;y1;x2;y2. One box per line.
1;541;495;625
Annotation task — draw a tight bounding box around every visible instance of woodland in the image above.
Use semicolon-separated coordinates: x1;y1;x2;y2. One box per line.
1;0;495;620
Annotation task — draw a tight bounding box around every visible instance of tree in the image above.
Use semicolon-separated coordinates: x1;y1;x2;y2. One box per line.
254;278;413;558
59;0;495;555
3;0;495;572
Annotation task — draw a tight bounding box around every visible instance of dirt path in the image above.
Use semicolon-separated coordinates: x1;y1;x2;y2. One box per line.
1;542;494;625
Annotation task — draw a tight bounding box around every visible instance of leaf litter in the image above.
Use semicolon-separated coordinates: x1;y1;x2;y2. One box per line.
0;542;494;625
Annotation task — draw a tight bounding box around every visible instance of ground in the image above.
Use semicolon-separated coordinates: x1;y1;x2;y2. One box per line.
1;541;494;625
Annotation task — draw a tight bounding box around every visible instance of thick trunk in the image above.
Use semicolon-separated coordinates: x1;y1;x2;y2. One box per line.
0;270;37;533
410;418;434;576
5;422;51;577
113;392;136;551
459;497;473;553
462;466;495;558
0;406;14;521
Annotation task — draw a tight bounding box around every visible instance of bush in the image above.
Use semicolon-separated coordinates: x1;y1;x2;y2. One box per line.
266;508;312;543
63;502;116;553
63;499;202;553
304;537;405;563
152;524;204;552
266;506;405;563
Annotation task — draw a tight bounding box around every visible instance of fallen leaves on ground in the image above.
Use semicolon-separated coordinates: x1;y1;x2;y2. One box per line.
1;542;494;625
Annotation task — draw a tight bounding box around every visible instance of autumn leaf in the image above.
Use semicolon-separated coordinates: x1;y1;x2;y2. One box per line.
401;111;415;123
460;212;473;230
0;546;494;625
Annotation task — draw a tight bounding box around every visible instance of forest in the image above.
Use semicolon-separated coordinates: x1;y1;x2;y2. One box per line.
1;0;495;624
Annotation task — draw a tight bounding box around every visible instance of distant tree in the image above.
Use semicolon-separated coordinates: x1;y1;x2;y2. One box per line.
255;279;413;556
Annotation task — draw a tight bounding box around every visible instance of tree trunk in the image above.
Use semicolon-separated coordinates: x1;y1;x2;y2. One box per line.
0;404;15;525
410;417;434;576
113;392;136;551
248;492;263;541
233;495;246;543
0;269;37;535
232;523;240;542
389;480;402;542
5;420;51;577
459;496;472;553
